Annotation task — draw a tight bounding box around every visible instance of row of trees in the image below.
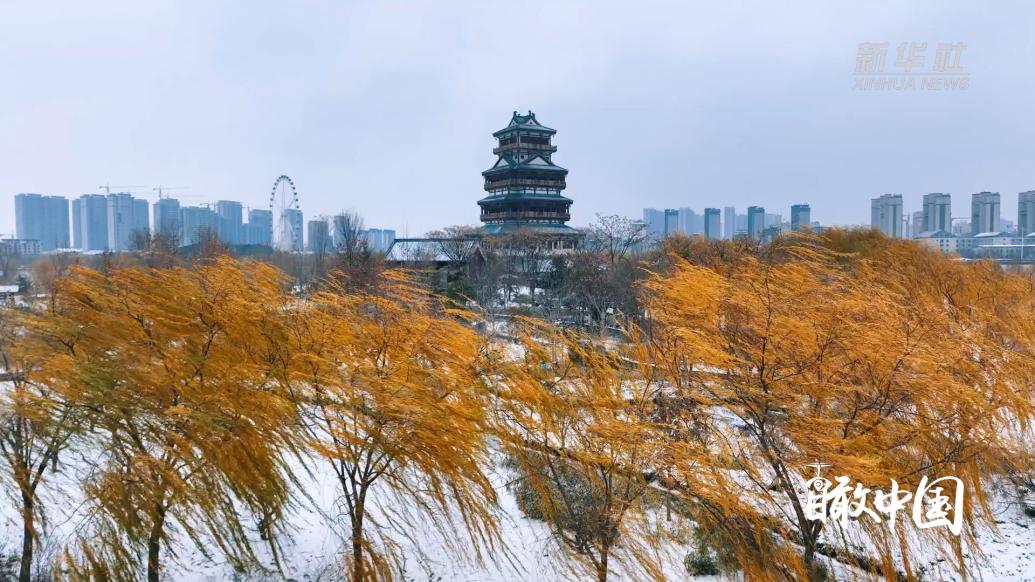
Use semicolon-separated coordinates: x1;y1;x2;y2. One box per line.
0;231;1033;580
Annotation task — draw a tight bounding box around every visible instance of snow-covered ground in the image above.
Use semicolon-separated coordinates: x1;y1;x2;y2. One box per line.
174;451;707;581
0;375;1032;580
0;445;1033;580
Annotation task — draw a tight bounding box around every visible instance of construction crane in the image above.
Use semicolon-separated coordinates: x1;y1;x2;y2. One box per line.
154;185;190;199
98;184;147;194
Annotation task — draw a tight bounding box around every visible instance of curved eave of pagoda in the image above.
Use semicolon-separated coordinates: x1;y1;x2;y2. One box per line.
482;164;568;178
477;193;573;206
492;125;557;138
481;222;582;236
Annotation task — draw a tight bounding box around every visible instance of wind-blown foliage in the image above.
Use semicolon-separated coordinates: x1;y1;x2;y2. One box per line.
643;234;1035;579
491;321;676;582
2;235;1033;581
18;258;304;582
0;302;81;582
292;271;499;581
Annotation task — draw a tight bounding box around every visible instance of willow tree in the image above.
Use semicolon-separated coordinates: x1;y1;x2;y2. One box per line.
642;234;1035;579
0;301;82;582
490;321;675;582
24;258;304;582
295;271;498;581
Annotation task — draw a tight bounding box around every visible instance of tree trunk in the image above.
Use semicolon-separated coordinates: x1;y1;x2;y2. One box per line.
19;491;33;582
801;520;820;571
351;502;366;581
803;537;816;567
147;505;166;582
597;545;609;582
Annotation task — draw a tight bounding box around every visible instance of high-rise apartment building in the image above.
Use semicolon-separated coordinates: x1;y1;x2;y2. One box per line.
677;208;703;235
362;228;397;253
922;193;951;233
790;204;811;231
642;208;665;241
723;206;736;239
643;207;687;240
105;193;150;251
246;209;273;246
153;198;181;240
703;208;720;240
71;199;81;249
1017;190;1035;236
970;191;1000;235
909;211;924;239
664;209;678;237
179;205;218;246
871;194;903;238
15;193;70;251
746;206;765;239
215;200;244;245
72;194;109;250
307;218;331;253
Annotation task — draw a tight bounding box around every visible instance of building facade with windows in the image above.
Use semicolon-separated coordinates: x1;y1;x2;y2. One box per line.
0;238;41;256
922;193;951;233
871;194;903;238
307;218;331;253
1017;190;1035;236
970;191;1000;235
72;194;110;250
180;205;218;246
791;204;811;231
15;193;69;251
153;198;181;240
106;193;149;251
704;208;720;239
246;209;273;246
746;206;765;239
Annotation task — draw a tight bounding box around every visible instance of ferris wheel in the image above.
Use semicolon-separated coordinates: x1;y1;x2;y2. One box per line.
270;175;301;251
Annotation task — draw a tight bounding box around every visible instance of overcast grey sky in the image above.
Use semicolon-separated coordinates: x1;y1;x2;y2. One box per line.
1;0;1033;237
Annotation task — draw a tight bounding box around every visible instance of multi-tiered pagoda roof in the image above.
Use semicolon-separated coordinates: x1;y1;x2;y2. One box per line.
478;111;579;238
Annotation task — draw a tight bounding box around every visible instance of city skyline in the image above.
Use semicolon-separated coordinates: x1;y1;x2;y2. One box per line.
10;189;397;254
14;184;1035;253
3;1;1035;238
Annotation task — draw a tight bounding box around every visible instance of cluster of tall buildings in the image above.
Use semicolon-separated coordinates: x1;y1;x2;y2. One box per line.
68;193;150;252
17;192;280;252
871;191;1035;260
153;198;280;248
643;203;813;242
8;192;396;255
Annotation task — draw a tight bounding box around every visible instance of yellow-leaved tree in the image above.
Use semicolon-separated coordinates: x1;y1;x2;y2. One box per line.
0;299;82;582
642;233;1035;579
20;258;304;582
292;271;499;581
491;320;678;582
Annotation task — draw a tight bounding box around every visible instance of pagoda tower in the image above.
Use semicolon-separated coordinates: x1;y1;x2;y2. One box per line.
478;111;580;246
